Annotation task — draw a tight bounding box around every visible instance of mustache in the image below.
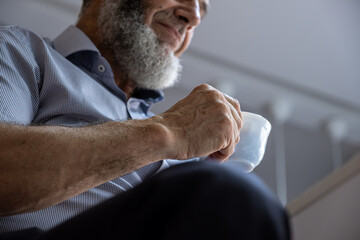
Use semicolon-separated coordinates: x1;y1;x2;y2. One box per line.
154;11;186;35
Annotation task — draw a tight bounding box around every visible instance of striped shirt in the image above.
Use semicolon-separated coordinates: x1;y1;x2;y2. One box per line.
0;25;187;232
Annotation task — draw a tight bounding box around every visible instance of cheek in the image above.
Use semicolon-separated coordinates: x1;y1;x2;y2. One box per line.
143;12;153;26
175;29;194;57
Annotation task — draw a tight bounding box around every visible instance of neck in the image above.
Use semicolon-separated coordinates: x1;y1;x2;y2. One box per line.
96;43;138;99
76;5;137;99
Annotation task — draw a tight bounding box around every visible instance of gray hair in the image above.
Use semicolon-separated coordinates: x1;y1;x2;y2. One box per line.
97;0;181;90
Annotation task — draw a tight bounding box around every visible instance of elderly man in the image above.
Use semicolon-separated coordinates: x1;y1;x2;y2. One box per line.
0;0;291;239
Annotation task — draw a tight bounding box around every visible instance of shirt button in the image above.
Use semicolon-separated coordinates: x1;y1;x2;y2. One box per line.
98;65;105;73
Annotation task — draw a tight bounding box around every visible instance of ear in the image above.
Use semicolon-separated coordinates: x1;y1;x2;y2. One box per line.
174;28;195;57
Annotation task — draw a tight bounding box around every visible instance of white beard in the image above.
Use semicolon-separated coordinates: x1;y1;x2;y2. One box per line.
97;0;182;90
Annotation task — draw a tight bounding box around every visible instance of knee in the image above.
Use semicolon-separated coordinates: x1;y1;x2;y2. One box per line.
147;161;291;239
154;161;275;206
154;161;238;192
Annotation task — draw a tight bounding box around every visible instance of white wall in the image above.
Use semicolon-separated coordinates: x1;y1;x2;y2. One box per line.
191;0;360;108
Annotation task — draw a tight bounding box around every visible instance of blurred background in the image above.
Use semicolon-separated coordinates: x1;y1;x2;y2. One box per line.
1;0;359;238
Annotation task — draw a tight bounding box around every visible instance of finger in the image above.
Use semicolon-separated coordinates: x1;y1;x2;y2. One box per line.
218;144;235;159
223;93;242;122
205;153;228;164
222;95;242;140
206;89;241;146
208;143;235;163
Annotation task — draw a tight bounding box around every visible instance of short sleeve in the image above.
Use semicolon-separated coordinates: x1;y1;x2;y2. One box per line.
0;26;41;124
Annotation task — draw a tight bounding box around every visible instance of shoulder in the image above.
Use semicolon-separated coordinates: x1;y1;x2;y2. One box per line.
0;25;48;52
0;25;43;41
0;25;55;70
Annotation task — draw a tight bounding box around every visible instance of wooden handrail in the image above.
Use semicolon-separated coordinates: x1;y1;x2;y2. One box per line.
286;153;360;216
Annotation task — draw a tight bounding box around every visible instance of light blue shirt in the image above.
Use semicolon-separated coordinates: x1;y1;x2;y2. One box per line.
0;25;187;232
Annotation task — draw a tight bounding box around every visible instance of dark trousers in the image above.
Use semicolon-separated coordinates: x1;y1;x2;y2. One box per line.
1;161;291;240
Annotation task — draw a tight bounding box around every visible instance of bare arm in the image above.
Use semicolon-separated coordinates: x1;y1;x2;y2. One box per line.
0;120;171;216
0;84;242;216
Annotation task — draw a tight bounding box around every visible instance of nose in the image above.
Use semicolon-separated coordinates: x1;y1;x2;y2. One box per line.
174;0;201;29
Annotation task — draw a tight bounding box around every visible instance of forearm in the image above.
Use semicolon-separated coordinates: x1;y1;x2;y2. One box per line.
0;84;242;216
0;120;171;216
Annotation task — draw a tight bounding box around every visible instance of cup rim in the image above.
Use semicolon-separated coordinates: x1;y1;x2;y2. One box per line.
242;111;272;130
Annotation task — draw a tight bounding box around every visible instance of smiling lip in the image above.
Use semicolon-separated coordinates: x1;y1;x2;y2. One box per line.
157;22;182;42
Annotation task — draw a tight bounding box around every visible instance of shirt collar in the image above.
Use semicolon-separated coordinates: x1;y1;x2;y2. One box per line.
52;25;99;58
52;25;164;104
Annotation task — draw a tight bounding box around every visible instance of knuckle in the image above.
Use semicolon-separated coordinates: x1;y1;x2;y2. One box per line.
240;116;244;127
205;88;223;100
236;135;240;144
192;85;204;93
221;116;232;126
230;98;241;111
237;118;243;130
234;99;241;109
196;83;211;91
215;101;230;114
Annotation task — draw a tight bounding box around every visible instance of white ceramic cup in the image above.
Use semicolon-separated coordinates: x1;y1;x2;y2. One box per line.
227;111;272;172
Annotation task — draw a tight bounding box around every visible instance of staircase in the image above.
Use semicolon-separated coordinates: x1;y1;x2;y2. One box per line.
287;154;360;240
